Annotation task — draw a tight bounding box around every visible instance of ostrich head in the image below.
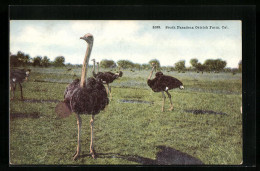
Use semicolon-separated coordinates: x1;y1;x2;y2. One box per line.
80;33;94;44
115;71;123;77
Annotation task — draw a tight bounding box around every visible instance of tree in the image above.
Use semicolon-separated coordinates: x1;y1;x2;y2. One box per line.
238;60;242;72
53;56;65;67
10;55;19;67
174;60;186;72
41;56;51;67
196;63;206;74
10;51;31;67
32;56;42;66
100;59;116;68
17;51;31;66
134;63;141;71
190;58;198;68
117;60;134;69
141;64;150;70
203;59;226;72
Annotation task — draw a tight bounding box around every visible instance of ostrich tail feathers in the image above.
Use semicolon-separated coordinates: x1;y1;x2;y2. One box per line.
55;101;72;118
118;71;123;77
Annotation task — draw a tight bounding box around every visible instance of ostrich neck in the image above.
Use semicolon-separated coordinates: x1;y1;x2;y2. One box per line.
92;61;96;74
148;67;155;80
80;43;93;87
97;63;99;73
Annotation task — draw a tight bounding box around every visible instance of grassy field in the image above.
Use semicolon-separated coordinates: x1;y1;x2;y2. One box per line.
9;67;242;165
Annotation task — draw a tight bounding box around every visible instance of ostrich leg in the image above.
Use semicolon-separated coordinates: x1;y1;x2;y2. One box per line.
19;83;24;100
107;84;112;100
161;91;166;112
166;91;174;111
73;114;82;160
11;84;16;100
90;115;95;158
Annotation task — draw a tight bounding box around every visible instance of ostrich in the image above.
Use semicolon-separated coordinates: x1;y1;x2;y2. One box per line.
56;33;109;160
91;59;123;99
147;63;184;112
10;69;31;100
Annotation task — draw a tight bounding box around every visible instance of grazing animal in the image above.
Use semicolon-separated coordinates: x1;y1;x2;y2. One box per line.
147;63;184;112
92;59;123;99
57;33;109;160
10;69;31;100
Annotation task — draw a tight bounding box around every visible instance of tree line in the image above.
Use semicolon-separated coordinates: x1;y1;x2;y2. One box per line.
10;51;66;67
10;51;242;73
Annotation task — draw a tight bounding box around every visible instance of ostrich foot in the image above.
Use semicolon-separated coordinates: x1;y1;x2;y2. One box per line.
161;108;164;112
168;106;174;111
73;151;80;160
90;147;96;159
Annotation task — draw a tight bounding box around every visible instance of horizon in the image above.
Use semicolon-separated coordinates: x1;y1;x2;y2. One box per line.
10;20;242;68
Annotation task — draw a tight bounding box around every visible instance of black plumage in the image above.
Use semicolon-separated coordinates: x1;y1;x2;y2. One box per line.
64;77;109;115
10;69;31;100
147;72;183;92
92;60;123;99
147;65;184;112
94;71;123;84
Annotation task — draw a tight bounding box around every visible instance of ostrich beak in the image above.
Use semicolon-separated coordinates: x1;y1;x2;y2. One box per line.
80;37;83;39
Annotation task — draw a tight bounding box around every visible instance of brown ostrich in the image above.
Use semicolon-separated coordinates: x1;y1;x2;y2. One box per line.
92;59;123;99
147;63;184;112
56;33;109;160
10;69;31;100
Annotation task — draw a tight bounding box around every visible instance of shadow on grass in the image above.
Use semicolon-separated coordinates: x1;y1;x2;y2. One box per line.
119;99;153;104
23;99;61;103
184;109;227;115
80;145;204;165
10;112;40;120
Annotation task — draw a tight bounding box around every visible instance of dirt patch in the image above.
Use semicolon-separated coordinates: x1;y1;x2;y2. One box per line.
24;99;61;103
184;109;227;115
10;112;40;120
119;99;153;104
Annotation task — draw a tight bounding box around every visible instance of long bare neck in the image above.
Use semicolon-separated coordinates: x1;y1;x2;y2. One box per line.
80;43;93;87
92;61;96;74
148;66;155;80
97;63;99;73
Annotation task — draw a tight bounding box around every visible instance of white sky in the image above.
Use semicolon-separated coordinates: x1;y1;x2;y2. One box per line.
10;20;242;68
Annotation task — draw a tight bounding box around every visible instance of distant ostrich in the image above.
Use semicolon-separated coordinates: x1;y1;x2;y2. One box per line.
56;33;109;160
10;69;31;100
92;59;123;99
147;63;184;112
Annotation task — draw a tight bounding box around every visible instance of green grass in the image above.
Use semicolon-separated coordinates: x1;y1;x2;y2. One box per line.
9;67;242;165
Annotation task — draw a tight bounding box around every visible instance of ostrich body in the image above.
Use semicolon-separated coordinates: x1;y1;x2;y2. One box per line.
147;64;184;112
10;69;31;100
59;33;109;160
92;59;123;99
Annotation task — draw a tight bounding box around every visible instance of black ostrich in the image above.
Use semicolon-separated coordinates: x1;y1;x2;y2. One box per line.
147;63;184;112
56;33;109;160
10;69;31;100
92;59;123;99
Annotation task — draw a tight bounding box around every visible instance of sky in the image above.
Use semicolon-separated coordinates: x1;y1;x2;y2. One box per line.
10;20;242;68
